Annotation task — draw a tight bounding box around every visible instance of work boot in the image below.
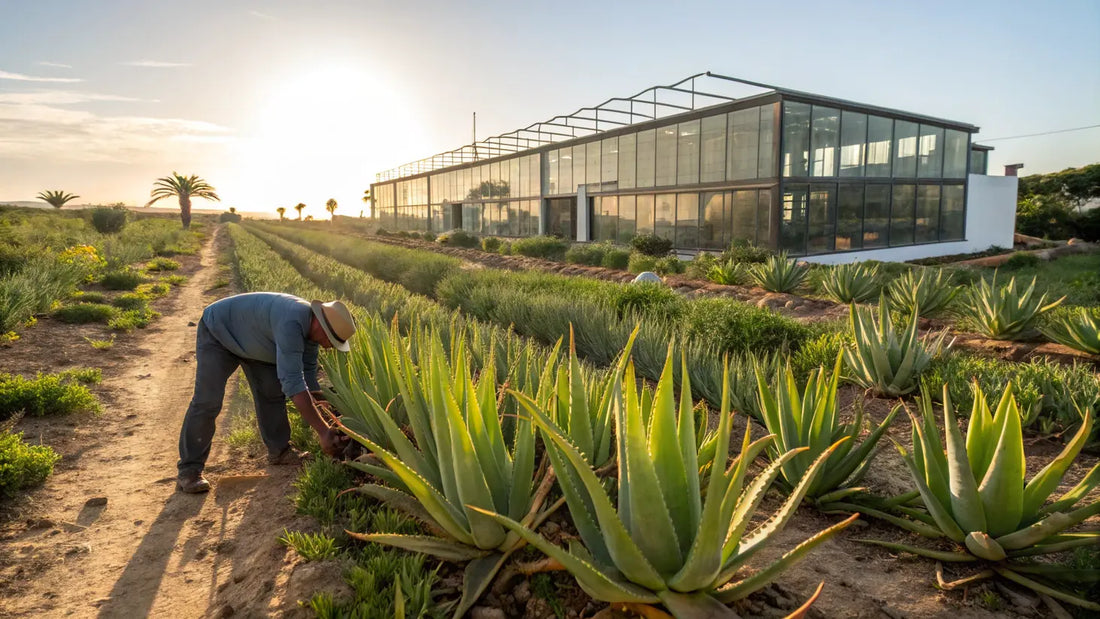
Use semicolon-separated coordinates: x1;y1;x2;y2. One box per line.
267;445;311;465
177;471;211;494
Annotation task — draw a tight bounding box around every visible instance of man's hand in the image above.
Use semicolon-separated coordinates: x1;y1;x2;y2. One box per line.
319;426;350;457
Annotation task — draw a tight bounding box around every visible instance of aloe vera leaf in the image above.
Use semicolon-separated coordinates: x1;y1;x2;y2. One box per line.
649;345;695;557
657;590;739;618
978;390;1025;537
996;500;1100;550
994;567;1100;611
940;385;987;533
856;539;979;562
348;533;488;561
1022;411;1093;518
1041;463;1100;515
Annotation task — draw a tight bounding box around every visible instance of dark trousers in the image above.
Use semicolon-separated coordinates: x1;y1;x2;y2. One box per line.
177;321;291;474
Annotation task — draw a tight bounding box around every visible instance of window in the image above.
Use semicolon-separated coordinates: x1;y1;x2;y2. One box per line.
970;149;988;175
677;120;700;185
618;195;637;242
918;125;945;178
839;111;867;177
836;184;864;250
943;130;968;178
940;184;965;240
601;137;618;184
559;148;573;194
528;200;541;235
782;102;811;177
807;184;836;253
757;189;772;245
781;185;808;254
655;193;675;240
636;194;654;235
863;185;890;248
700;115;726;182
509;158;520;197
700;191;727;249
893;120;919;177
528;155;540;197
655;126;677;186
890;184;916;245
586;141;600;188
619;133;637;189
676;193;699;248
759;104;777;178
729;108;760;180
572;144;586;191
730;190;758;246
594;196;618;242
915;185;941;243
810;106;839;177
637;129;656;188
865;116;893;177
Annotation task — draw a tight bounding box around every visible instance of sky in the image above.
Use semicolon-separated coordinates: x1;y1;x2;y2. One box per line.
0;0;1097;220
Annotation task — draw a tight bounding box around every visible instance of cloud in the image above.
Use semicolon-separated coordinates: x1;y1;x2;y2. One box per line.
249;10;276;20
0;91;150;105
120;60;191;68
38;61;73;69
0;70;83;83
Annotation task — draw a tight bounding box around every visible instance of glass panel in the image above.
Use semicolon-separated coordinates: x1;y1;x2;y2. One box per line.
807;184;836;253
619;133;637;189
836;184;863;250
781;185;808;254
509;158;520;197
586;141;600;189
890;184;916;245
529;200;541;235
731;190;757;245
915;184;941;243
559;148;573;194
700;191;727;250
618;195;636;243
940;184;965;241
757;189;772;246
602;137;618;184
759;104;777;178
865;116;892;178
782;102;811;177
943;130;968;178
970;149;987;175
655;126;677;186
863;184;890;248
677;120;700;185
594;196;617;242
528;155;539;198
700;115;726;183
676;193;699;248
655;193;676;240
728;108;760;181
635;194;654;235
636;129;656;188
572;144;586;191
893;120;919;177
839;111;867;177
810;106;839;177
918;125;945;178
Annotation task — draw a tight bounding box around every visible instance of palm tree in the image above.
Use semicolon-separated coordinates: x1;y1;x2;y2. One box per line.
145;172;220;229
325;198;337;221
37;190;80;209
294;203;306;221
361;189;372;217
276;206;286;221
228;206;237;214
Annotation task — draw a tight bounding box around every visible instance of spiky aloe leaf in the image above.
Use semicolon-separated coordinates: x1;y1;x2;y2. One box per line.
995;567;1100;611
995;501;1100;550
347;533;489;561
961;273;1064;340
820;262;881;304
1041;308;1100;354
939;385;987;534
1021;410;1093;519
886;268;958;318
1041;463;1100;515
857;539;980;562
976;387;1025;537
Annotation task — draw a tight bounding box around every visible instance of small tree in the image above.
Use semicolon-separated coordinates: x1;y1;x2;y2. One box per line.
325;198;337;221
276;207;286;221
145;172;220;229
37;190;80;209
294;203;306;221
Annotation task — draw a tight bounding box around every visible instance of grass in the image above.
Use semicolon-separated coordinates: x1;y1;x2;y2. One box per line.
974;252;1100;308
111;292;150;311
0;426;61;498
108;307;159;331
278;529;339;561
84;335;116;350
0;371;101;419
52;303;116;324
100;268;146;291
162;274;188;286
145;257;181;271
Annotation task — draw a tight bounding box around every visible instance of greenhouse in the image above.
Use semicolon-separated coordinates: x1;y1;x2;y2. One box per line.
370;72;1015;262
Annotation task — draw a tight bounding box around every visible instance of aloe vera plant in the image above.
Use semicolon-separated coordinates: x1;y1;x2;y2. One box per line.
861;383;1100;610
756;355;899;502
819;262;881;304
474;347;858;618
707;258;746;286
1041;308;1100;354
843;296;951;397
748;252;809;293
886;268;958;318
959;273;1064;340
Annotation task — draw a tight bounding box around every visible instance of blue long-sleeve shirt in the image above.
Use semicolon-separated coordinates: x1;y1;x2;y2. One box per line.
201;292;321;397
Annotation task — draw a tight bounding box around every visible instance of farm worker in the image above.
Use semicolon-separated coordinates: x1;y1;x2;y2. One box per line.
176;292;357;493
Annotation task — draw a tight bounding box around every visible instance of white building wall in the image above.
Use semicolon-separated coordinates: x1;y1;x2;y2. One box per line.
802;174;1018;265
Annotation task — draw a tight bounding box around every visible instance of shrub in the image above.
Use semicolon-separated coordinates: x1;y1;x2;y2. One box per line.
375;227;390;236
136;282;170;297
162;274;187;286
564;243;606;266
1015;194;1078;239
608;283;685;322
145;257;181;271
481;236;502;253
722;240;772;264
1076;206;1100;242
0;372;101;419
511;235;569;260
654;255;685;275
843;297;950;397
629;233;673;256
886;268;958;318
685;252;717;280
52;303;117;324
498;241;512;255
0;244;29;277
1002;252;1041;270
436;229;479;248
100;268;146;291
89;206;128;234
1041;307;1100;354
0;428;61;498
627;252;658;274
219;211;242;223
70;291;107;304
685;297;813;354
707;258;747;285
422;232;436;242
111;292;149;311
748;252;809;293
395;230;410;238
820;262;881;304
109;307;159;331
600;248;630;270
958;273;1063;340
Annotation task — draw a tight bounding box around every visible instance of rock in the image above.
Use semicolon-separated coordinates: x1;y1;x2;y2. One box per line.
631;271;662;284
542;521;561;536
213;603;235;618
188;321;197;327
783;300;796;309
756;293;786;310
469;607;506;619
513;581;531;604
85;497;108;507
283;560;354;608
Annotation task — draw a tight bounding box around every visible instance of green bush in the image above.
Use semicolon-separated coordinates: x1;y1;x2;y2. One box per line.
565;243;614;266
627;252;658;274
422;232;436;242
145;257;181;271
481;237;502;253
436;229;479;248
1003;252;1042;270
375;228;390;236
0;244;29;277
89;206;128;234
629;233;673;256
0;372;101;419
722;240;773;264
100;268;146;291
601;248;630;270
52;303;116;324
684;298;813;354
608;283;685;322
654;255;686;275
111;292;149;311
0;429;61;498
511;235;569;260
109;307;159;331
219;211;243;223
70;291;107;304
1015;195;1078;239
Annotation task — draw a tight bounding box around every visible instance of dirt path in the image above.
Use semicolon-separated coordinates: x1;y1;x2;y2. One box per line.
0;227;311;618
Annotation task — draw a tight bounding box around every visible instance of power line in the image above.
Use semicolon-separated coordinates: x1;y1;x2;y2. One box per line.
981;124;1100;142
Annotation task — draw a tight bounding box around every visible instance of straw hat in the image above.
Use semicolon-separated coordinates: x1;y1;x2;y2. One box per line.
310;300;356;352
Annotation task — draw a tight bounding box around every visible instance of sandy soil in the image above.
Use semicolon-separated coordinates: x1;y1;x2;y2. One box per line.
0;227;315;618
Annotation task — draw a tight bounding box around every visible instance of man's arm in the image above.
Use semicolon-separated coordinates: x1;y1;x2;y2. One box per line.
290;390;347;456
